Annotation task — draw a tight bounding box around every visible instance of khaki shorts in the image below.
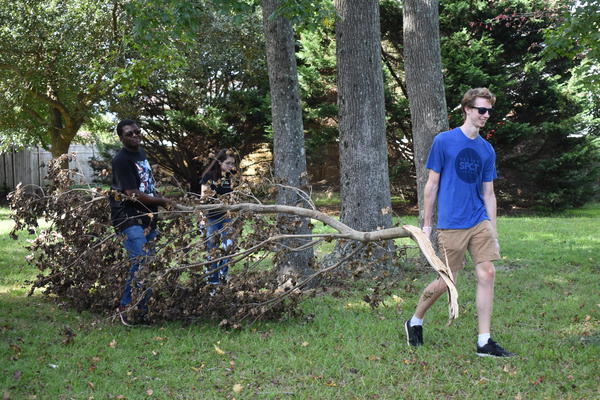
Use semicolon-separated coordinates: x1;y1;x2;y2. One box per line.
437;220;500;272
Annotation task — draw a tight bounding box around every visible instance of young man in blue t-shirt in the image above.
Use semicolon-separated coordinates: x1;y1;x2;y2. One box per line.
404;88;515;357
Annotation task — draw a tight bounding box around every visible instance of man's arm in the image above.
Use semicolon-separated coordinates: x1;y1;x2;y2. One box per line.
124;189;171;208
422;170;440;238
482;181;497;236
200;183;212;198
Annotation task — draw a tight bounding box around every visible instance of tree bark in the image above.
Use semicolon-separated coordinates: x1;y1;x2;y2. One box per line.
334;0;392;233
403;0;449;229
48;106;82;168
262;0;314;281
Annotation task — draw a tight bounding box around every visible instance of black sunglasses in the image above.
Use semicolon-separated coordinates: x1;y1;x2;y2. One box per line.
473;106;493;115
123;129;142;137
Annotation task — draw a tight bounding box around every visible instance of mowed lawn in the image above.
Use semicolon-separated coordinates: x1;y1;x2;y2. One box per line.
1;204;598;399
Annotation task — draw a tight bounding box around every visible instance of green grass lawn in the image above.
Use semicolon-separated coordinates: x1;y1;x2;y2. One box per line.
1;205;599;399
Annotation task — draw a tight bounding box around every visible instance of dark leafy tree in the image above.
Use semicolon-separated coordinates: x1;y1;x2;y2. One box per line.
440;0;600;210
109;4;270;192
380;0;599;210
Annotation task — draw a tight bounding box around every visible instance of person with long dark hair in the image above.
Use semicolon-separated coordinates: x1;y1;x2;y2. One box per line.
200;149;237;285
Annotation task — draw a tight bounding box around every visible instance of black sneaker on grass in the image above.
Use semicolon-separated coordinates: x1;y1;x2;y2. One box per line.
476;339;515;357
405;320;423;346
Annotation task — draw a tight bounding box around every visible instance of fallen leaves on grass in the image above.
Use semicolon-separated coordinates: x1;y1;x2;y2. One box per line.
214;344;226;355
191;364;205;372
502;365;518;376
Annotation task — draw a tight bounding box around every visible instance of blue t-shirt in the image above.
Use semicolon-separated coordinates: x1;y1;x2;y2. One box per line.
426;127;497;229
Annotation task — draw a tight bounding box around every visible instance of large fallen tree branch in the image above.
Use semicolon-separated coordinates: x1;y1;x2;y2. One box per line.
9;164;458;325
174;202;459;324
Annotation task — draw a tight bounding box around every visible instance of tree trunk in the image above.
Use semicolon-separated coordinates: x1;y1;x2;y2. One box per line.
49;107;81;168
403;0;449;229
262;0;314;281
334;0;392;233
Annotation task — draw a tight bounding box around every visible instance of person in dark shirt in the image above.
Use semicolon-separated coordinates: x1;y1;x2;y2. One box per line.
110;119;171;325
200;149;236;285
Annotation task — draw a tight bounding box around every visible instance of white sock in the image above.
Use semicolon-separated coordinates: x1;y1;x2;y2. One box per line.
410;315;423;327
478;333;491;347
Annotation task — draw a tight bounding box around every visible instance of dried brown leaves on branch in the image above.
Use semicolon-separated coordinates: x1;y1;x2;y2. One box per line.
9;155;458;327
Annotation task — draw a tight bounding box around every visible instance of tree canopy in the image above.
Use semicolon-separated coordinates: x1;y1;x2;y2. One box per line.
0;0;126;156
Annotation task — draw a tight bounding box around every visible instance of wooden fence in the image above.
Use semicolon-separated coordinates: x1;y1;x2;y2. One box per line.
0;145;99;190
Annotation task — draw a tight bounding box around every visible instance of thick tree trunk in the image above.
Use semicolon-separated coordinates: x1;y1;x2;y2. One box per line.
49;107;81;168
262;0;314;280
403;0;449;229
334;0;392;233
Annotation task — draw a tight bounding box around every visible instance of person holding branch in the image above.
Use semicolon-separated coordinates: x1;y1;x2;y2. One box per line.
110;119;172;326
405;88;515;357
200;149;237;285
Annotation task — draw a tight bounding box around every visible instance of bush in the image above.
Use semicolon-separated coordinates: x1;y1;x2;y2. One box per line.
492;121;600;211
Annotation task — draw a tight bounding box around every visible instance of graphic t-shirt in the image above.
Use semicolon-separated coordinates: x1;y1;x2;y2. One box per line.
200;172;233;219
110;147;158;231
425;127;497;229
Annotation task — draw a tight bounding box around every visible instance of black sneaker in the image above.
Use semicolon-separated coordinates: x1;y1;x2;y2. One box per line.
405;320;423;346
476;339;515;358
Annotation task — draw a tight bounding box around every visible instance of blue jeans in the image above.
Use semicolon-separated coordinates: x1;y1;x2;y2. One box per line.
206;216;232;284
120;225;157;310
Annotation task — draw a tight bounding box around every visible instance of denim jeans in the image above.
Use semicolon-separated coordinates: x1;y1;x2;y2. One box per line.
120;225;157;310
206;216;232;284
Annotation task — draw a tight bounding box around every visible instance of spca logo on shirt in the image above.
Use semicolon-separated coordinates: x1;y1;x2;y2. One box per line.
454;148;481;183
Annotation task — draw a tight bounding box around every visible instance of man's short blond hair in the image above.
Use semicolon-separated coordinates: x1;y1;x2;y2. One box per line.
460;88;496;116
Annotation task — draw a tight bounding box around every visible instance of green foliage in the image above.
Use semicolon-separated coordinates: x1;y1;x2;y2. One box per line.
267;0;335;31
438;0;600;210
109;3;271;191
544;0;600;90
297;27;338;164
0;0;126;153
218;0;335;30
115;0;206;96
